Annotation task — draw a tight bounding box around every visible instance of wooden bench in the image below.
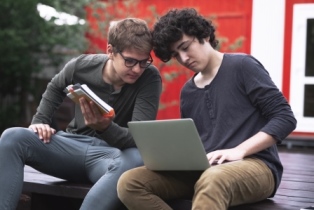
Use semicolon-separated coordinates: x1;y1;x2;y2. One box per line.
21;146;314;210
22;166;193;210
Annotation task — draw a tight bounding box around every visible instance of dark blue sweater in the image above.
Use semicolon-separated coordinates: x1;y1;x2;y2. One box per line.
180;53;297;196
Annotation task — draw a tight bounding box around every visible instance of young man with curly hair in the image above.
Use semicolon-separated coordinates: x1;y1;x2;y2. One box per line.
117;8;296;210
0;18;162;210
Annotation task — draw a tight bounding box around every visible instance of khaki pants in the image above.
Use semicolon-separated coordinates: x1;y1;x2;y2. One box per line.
117;158;275;210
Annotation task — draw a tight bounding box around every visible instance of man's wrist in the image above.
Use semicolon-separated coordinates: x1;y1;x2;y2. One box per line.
96;122;112;134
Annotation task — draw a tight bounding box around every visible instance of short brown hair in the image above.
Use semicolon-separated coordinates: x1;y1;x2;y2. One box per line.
108;18;152;54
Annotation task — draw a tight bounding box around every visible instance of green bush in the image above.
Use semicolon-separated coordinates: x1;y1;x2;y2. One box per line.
0;0;88;132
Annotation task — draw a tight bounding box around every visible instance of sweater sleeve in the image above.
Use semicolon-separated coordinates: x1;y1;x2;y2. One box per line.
240;55;297;142
31;57;77;125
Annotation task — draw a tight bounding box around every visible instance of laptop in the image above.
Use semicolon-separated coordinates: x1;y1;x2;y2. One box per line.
128;118;210;171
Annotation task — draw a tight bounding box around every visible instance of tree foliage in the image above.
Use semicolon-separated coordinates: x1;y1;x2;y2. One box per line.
0;0;88;132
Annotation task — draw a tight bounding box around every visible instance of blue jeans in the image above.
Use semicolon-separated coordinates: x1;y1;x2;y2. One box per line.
0;127;143;210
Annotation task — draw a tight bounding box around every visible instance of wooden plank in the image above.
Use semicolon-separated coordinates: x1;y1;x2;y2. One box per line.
30;194;82;210
22;147;314;210
23;182;91;199
23;167;91;199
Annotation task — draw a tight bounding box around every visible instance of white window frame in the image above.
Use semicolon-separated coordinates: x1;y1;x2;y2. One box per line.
290;3;314;132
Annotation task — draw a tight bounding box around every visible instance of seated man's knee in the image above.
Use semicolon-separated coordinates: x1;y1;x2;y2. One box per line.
117;168;142;201
0;127;35;147
195;167;230;192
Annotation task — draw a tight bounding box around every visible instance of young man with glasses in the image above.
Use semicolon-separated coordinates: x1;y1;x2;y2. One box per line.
117;8;296;210
0;18;161;210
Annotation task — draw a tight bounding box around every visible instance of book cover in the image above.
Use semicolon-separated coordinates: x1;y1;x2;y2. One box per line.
64;83;115;118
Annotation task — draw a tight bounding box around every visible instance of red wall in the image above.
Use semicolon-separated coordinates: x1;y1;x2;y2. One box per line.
86;0;253;119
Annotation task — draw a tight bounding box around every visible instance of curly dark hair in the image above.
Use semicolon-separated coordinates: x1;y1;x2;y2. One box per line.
152;8;218;62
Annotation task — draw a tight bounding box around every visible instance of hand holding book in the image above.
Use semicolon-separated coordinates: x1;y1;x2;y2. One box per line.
64;83;115;118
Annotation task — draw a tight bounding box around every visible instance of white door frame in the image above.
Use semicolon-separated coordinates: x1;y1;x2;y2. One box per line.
290;3;314;133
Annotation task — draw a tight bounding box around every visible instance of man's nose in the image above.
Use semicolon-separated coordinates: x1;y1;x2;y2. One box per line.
178;52;189;64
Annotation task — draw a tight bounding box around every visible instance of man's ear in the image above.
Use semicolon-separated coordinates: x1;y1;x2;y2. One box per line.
107;44;114;59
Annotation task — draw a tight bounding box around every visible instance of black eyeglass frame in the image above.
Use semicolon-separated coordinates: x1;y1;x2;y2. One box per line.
118;52;153;68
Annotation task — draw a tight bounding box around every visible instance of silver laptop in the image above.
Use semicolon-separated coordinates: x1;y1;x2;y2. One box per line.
128;118;210;171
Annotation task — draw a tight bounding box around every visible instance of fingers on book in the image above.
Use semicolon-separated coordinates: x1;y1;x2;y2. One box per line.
64;83;115;118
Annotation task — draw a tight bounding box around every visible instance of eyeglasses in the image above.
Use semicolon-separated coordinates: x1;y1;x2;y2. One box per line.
118;52;153;68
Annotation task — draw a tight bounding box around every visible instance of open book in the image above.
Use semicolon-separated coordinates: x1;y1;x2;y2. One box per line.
64;83;115;118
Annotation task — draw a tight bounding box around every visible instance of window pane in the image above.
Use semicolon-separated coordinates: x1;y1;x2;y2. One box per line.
304;85;314;117
305;19;314;76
